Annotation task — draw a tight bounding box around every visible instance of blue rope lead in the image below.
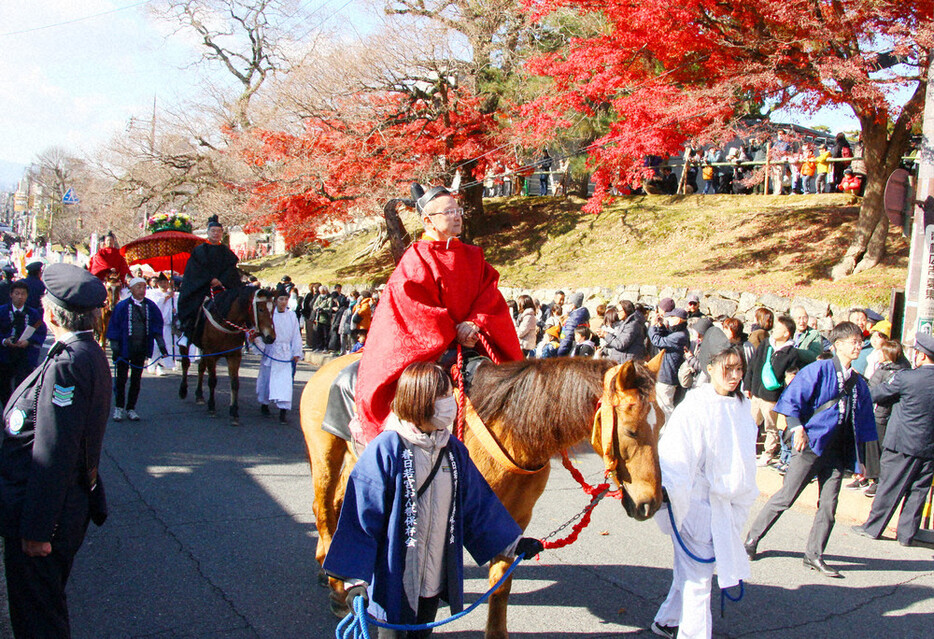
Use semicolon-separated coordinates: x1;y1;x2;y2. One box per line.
665;501;744;617
337;555;525;639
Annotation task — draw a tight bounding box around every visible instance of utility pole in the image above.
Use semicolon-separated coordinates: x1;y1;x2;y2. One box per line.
902;58;934;340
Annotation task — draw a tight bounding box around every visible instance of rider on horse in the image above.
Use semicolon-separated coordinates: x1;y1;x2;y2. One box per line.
353;185;523;444
176;215;241;349
88;231;131;283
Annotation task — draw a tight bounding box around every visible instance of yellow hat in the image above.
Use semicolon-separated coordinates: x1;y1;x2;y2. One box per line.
545;325;561;339
872;320;892;338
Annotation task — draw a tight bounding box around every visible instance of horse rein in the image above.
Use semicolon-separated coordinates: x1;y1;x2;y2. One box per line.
205;287;266;339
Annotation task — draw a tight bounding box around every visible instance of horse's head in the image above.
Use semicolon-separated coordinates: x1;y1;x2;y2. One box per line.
252;289;276;344
591;352;665;521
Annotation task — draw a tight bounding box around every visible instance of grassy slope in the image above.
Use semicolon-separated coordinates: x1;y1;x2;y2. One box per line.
246;194;909;308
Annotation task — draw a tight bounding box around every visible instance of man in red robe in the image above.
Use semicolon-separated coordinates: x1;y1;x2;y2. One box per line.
354;186;522;443
88;232;131;282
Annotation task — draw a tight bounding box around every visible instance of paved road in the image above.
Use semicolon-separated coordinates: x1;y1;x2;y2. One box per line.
7;354;933;638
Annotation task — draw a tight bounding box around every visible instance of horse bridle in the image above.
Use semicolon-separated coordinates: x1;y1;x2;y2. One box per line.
204;288;266;338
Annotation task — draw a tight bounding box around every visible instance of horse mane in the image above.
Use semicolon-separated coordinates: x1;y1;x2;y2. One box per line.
469;357;617;453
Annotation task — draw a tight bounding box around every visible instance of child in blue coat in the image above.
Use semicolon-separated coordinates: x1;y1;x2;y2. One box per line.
324;362;542;638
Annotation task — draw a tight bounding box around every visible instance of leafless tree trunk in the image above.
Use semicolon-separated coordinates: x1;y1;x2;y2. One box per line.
382;199;413;264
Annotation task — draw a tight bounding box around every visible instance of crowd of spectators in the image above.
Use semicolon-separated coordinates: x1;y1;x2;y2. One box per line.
504;290;920;502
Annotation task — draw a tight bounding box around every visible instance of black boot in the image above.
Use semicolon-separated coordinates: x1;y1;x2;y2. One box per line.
279;408;287;424
260;404;270;416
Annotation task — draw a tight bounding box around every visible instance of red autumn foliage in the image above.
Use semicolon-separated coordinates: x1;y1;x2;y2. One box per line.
239;89;506;248
523;0;933;214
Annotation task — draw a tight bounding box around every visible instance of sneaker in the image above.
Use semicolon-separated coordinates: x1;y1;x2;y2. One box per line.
845;477;868;490
651;621;678;638
126;409;140;422
113;407;125;422
756;453;775;467
864;482;877;497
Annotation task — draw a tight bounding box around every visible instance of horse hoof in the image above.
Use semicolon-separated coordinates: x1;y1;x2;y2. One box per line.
196;398;205;406
208;410;217;417
329;595;350;619
179;386;188;400
317;571;329;588
230;419;241;427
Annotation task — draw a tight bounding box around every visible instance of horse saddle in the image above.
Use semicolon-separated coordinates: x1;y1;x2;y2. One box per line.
320;348;490;442
191;288;239;349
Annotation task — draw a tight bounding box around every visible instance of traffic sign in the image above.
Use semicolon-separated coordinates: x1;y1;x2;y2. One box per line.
62;188;79;205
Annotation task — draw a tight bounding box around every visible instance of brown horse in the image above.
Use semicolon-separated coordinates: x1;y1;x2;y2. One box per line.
178;286;276;426
300;352;664;638
95;273;125;347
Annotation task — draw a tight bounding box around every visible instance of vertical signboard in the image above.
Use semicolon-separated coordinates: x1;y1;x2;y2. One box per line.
921;225;934;336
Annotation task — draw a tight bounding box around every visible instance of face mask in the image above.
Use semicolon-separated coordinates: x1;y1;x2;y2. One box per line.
429;395;458;430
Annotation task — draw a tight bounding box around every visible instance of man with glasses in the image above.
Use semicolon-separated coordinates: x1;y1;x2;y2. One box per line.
744;322;877;578
353;186;523;444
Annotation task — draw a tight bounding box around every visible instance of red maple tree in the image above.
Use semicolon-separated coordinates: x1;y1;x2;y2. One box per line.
524;0;932;276
238;87;506;249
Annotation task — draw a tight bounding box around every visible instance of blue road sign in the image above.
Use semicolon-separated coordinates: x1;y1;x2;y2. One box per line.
62;188;79;204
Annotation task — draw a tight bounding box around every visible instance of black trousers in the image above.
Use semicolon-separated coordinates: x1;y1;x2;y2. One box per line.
746;446;845;559
3;498;90;639
0;359;34;408
114;352;147;409
377;595;441;639
862;448;934;544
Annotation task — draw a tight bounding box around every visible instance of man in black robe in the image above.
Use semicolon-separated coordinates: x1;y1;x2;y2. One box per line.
177;216;241;347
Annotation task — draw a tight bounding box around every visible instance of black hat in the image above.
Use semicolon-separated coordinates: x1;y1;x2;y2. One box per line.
1;265;15;275
156;272;169;282
915;333;934;359
696;326;732;372
411;183;451;214
275;284;289;298
105;230;116;239
864;308;884;323
206;215;222;229
25;261;43;273
280;275;291;283
43;263;107;312
665;308;687;320
693;316;714;337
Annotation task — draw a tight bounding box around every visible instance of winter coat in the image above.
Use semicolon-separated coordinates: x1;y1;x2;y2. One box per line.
744;339;800;402
602;312;647;363
648;323;690;386
515;309;537;351
557;306;591;356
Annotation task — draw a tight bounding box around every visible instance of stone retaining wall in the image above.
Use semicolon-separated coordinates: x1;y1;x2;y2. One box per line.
499;284;885;331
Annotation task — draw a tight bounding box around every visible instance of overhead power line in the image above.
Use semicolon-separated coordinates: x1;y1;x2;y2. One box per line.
0;0;155;38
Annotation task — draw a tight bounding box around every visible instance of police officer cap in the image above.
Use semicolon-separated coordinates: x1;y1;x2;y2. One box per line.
43;263;107;312
864;308;884;323
25;261;43;273
1;265;15;275
915;333;934;359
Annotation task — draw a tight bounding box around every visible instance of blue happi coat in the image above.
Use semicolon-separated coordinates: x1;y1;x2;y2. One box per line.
323;430;521;624
773;357;876;469
106;297;164;359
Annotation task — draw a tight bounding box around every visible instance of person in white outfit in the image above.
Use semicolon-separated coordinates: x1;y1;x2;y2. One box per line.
652;339;759;639
256;287;303;423
146;273;179;374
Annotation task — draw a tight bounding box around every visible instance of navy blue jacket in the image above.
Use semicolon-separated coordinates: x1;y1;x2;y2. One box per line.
557;306;590;356
106;297;165;359
872;365;934;459
323;430;521;624
0;303;47;368
648;323;689;385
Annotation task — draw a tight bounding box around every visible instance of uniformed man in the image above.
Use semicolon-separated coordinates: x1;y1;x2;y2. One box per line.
852;333;934;546
0;263;111;639
22;262;45;313
176;215;240;348
0;265;16;307
0;281;48;407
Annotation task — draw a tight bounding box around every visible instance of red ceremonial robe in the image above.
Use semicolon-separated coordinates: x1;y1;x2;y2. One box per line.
355;237;522;443
89;247;131;281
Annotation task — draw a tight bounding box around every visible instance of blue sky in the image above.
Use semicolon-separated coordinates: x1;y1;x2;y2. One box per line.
0;1;876;173
0;0;367;168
